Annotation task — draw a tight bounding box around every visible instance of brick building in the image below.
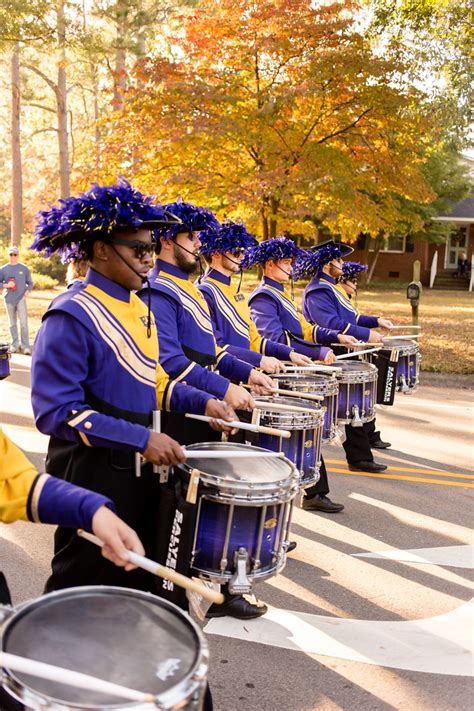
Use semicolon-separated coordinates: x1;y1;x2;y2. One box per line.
348;193;474;286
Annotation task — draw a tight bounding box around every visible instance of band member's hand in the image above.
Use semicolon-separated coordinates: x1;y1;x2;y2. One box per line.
323;349;336;364
224;382;256;410
260;356;285;373
377;318;394;330
289;351;312;366
248;369;275;395
368;329;384;343
143;432;186;465
91;506;145;572
205;399;239;434
337;334;359;346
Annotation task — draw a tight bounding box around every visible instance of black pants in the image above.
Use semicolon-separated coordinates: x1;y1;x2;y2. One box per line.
343;420;378;464
303;456;330;499
44;437;163;594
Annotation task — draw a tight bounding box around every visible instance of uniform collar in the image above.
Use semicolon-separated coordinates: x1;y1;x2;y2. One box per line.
320;273;337;285
84;268;131;303
263;276;285;292
152;259;190;281
206;268;231;286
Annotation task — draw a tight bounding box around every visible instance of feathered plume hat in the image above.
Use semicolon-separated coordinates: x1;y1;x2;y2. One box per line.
241;236;303;269
31;178;181;259
293;239;354;280
340;261;368;282
199;220;258;256
155;200;220;240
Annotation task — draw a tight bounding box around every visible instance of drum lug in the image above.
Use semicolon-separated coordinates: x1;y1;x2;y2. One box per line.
350;405;363;427
228;548;252;595
399;374;410;393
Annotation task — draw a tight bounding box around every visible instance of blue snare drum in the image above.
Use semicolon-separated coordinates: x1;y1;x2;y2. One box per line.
271;372;339;442
389;338;420;393
175;443;298;593
251;395;324;489
0;343;10;380
335;361;377;426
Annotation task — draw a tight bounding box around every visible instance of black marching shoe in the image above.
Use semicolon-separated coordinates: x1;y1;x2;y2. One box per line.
286;541;297;553
370;439;391;449
206;593;268;620
348;460;387;473
302;494;344;514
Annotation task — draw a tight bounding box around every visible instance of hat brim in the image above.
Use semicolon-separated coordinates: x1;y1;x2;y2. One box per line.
336;242;354;257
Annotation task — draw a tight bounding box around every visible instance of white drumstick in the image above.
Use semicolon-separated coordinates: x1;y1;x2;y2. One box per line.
184;413;292;438
383;334;421;341
0;652;155;704
253;401;313;414
389;325;421;329
77;530;224;604
336;347;382;360
183;449;285;459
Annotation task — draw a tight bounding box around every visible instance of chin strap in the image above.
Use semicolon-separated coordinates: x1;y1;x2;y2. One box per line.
108;244;152;338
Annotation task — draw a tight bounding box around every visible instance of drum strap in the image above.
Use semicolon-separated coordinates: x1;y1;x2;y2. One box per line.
372;350;399;405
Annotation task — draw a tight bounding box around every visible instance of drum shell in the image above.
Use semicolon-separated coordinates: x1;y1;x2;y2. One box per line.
252;396;324;488
272;373;339;442
0;343;10;380
173;443;299;584
365;340;420;393
335;362;377;424
0;586;208;711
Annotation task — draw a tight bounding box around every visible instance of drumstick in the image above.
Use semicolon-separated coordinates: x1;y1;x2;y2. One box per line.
0;651;155;704
240;382;323;402
335;347;382;360
77;530;224;605
388;325;421;329
183;449;285;458
184;413;292;438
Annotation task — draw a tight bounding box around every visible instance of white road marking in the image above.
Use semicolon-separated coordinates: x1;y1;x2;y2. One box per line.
204;599;474;676
353;544;474;569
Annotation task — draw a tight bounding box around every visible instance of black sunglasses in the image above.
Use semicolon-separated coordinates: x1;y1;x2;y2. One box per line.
105;238;155;260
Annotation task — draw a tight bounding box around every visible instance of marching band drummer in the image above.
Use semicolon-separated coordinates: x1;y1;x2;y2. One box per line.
29;180;237;597
139;201;274;620
245;236;345;514
296;242;392;473
196;220;312;370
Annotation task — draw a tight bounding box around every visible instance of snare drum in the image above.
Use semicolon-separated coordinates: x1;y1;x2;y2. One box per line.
0;344;10;380
252;396;324;489
174;443;298;593
364;339;420;394
0;586;208;710
272;373;339;442
335;361;377;425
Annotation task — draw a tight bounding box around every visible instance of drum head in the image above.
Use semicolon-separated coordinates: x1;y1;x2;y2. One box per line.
338;361;374;372
383;338;418;354
184;442;293;486
2;587;203;708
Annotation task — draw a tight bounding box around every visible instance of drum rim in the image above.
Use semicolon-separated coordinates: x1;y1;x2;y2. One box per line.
0;585;209;711
178;442;300;496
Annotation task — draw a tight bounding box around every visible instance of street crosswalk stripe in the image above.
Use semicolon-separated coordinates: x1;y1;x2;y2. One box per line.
327;469;474;488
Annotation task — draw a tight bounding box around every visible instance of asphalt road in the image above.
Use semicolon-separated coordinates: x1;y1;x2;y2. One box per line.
1;354;473;710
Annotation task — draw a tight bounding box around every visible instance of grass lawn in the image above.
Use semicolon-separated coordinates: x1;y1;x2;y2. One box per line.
2;280;473;375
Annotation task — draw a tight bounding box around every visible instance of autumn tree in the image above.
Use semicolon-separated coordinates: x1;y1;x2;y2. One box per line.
96;0;441;241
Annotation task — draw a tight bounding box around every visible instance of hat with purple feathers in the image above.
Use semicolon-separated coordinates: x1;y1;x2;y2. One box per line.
31;178;180;258
241;236;303;269
155;200;220;241
340;261;368;282
293;239;354;280
199;220;258;256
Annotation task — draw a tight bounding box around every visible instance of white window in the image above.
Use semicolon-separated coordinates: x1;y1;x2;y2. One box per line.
368;235;406;253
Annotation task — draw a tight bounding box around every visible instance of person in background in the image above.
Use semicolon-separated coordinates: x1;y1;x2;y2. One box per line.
454;251;469;277
0;246;33;355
